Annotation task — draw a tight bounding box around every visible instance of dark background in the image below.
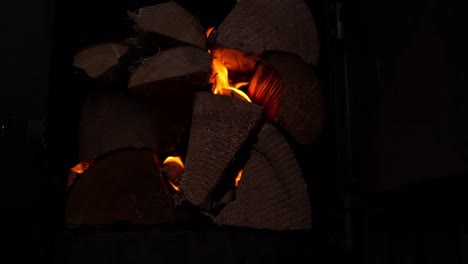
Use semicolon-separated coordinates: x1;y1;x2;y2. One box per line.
345;0;468;262
1;0;467;263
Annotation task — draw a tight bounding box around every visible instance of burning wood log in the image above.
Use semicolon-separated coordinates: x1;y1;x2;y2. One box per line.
213;122;312;231
65;149;192;225
79;90;186;162
72;42;129;86
176;91;264;210
246;59;284;121
248;53;325;145
128;46;212;121
214;0;320;65
129;1;207;50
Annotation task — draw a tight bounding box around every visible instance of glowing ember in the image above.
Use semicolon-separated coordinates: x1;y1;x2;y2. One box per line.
235;170;243;187
71;161;93;174
67;160;93;189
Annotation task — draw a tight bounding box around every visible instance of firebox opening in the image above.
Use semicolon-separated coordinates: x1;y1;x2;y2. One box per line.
58;0;330;227
45;0;341;262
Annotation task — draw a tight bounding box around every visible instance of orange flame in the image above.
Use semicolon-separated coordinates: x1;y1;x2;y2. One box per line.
235;170;243;187
67;160;93;189
162;156;185;192
168;180;180;192
206;26;215;39
71;161;93;174
210;59;251;102
206;28;252;103
163;156;184;169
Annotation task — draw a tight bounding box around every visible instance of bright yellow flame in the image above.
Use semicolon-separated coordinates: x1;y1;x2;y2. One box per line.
163;156;184;169
235;170;243;187
210;58;252;103
205;26;252;103
71;161;93;174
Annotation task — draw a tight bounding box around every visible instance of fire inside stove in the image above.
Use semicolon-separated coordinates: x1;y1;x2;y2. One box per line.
207;27;251;103
66;0;324;231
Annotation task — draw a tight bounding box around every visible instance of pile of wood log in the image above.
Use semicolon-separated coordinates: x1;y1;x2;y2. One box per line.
66;0;324;231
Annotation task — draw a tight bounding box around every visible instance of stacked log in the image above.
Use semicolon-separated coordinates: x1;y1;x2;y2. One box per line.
130;1;207;49
213;123;312;230
176;92;264;211
72;42;129;86
214;0;320;65
65;0;323;231
248;53;325;144
65;149;193;225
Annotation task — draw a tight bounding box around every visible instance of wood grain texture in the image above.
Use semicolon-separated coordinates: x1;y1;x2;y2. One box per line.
133;1;206;49
214;122;312;230
215;0;320;65
178;92;264;209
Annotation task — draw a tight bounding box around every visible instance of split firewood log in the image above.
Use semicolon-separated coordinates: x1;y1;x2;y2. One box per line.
128;46;212;122
129;1;206;50
65;149;193;225
72;42;129;86
214;0;320;65
248;53;325;145
214;122;312;231
176;91;264;211
79;90;188;162
246;58;284;121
